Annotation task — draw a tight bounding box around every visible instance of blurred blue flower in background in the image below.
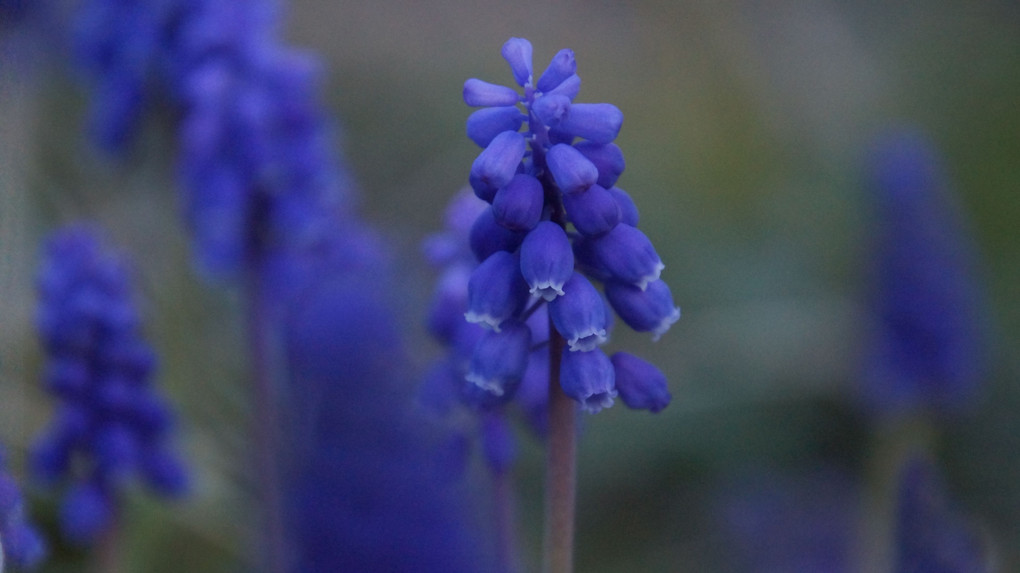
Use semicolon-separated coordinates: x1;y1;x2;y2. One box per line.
862;129;986;415
0;447;46;570
31;225;188;545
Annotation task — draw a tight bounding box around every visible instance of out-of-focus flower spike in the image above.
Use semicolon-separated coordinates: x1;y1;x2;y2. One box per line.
501;37;533;87
481;413;518;475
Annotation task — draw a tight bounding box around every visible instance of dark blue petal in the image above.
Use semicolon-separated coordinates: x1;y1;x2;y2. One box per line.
559;348;617;413
546;143;598;194
575;141;626;189
466;320;532;397
463;78;520;107
589;224;664;289
605;279;680;340
469;206;527;262
611;352;671;412
520;221;574;301
465;251;529;331
607;186;640;227
537;49;577;93
533;93;571;128
492;173;545;231
466;106;525;147
556;103;623;144
550;273;609;352
469;130;526;202
563;183;622;237
501;37;533;87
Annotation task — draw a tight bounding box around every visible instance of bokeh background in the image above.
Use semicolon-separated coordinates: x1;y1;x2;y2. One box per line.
2;1;1019;571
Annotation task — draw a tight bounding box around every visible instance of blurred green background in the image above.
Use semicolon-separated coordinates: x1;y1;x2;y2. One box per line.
2;1;1019;571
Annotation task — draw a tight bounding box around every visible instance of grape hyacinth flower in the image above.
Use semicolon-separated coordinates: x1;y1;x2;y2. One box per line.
31;225;188;545
862;130;985;415
0;447;46;570
429;37;680;572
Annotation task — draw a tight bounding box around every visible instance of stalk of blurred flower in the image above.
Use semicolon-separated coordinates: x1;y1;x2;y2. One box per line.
31;225;188;567
426;37;678;572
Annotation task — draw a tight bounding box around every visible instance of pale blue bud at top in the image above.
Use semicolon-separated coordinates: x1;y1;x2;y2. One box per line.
550;272;608;352
520;221;574;301
546;74;581;100
501;37;533;87
589;223;664;289
605;279;681;340
492;173;545;231
537;49;577;93
563;184;622;237
532;94;571;128
469;206;527;262
481;413;517;474
560;348;617;413
466;106;525;148
465;251;529;331
575;141;625;189
466;320;532;397
610;352;671;412
546;143;598;194
607;186;640;227
554;103;623;144
463;78;520;107
470;130;526;202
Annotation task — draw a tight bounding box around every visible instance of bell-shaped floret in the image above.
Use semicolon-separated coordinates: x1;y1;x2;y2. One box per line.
501;37;534;87
575;141;625;189
520;222;574;301
563;184;621;237
611;352;671;412
554;103;623;145
589;224;663;289
537;49;577;93
550;273;608;352
560;348;617;413
469;206;527;262
466;107;525;148
463;78;520;107
605;279;680;340
465;251;529;331
607;186;640;227
470;130;526;202
492;174;545;231
546;143;598;195
466;320;532;397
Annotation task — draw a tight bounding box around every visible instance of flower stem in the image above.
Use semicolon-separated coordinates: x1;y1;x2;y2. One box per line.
246;268;288;573
543;326;575;573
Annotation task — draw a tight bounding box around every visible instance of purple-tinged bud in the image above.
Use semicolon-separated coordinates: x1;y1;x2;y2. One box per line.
481;413;517;474
501;37;533;87
563;184;622;237
466;320;532;397
605;279;681;340
463;78;520;107
555;103;623;145
575;141;625;189
610;352;671;412
589;224;664;289
550;273;608;352
537;49;577;93
469;130;526;202
60;482;112;545
546;74;581;100
607;186;640;227
492;174;545;231
560;348;617;413
572;236;611;282
546;143;598;194
469;206;527;262
465;251;529;331
520;221;574;301
466;106;525;148
533;94;571;128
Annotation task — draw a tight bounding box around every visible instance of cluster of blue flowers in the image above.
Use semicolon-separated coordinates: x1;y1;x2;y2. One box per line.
32;225;187;545
428;38;675;416
863;130;985;414
0;447;45;570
